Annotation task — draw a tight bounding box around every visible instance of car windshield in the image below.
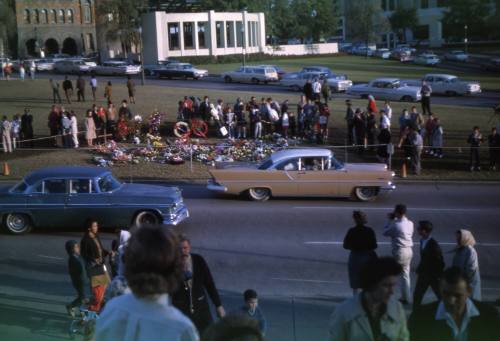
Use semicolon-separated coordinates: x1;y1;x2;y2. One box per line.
330;156;344;170
98;174;122;192
258;157;274;170
10;181;28;193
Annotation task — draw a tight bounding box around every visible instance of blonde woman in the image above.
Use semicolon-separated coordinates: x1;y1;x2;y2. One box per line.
85;110;96;146
452;229;481;300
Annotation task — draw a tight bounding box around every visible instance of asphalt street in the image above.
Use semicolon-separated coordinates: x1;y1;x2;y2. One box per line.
33;73;500;108
0;182;500;340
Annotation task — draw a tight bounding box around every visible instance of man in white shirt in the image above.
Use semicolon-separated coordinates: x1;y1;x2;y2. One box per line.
312;78;322;102
383;204;414;305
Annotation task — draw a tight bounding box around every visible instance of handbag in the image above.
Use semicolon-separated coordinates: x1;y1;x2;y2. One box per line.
87;262;106;277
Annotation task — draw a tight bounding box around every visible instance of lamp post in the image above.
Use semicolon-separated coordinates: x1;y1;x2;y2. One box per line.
138;26;145;86
241;26;246;67
464;25;468;54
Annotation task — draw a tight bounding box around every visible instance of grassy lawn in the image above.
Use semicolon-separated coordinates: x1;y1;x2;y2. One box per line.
0;78;499;181
197;55;500;91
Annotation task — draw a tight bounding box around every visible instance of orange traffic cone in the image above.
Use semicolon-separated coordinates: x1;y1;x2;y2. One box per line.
401;161;407;178
3;162;10;176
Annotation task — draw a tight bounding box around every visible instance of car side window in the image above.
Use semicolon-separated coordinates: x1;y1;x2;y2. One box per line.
276;158;299;171
43;179;67;194
70;179;95;194
302;157;324;171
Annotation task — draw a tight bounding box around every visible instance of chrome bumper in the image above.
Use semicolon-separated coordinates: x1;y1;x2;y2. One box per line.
163;206;189;226
380;181;396;193
207;179;227;192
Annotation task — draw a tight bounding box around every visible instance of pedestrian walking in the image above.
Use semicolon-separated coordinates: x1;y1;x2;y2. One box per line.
312;78;322;102
76;75;86;102
413;220;445;309
281;110;290;138
11;114;20;150
383;204;414;305
80;220;110;312
95;226;199;341
1;115;13;153
384;100;392;120
452;229;481;300
48;105;61;146
235;98;247;139
343;211;378;295
62;76;73;104
49;79;62;104
409;267;499;341
21;108;34;148
345;100;355;145
488;127;500;170
65;240;89;318
29;60;36;80
237;289;267;336
90;74;97;101
420;80;432;115
19;64;25;81
85;110;96;146
467;126;483;171
431;117;444;158
126;76;136;104
353;109;366;154
328;257;409;341
172;235;226;333
70;111;79;148
321;78;330;104
104;81;112;104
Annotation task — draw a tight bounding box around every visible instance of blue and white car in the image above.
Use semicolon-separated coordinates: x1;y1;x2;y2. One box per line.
414;53;441;66
0;166;189;234
347;78;422;102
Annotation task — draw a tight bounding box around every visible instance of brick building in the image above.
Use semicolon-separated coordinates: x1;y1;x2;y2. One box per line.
15;0;97;57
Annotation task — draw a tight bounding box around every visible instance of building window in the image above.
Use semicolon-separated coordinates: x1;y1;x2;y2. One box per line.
40;9;47;24
225;21;234;48
86;33;95;51
168;23;179;50
67;9;74;24
216;21;224;48
252;22;257;47
83;0;92;23
247;21;252;47
236;21;243;47
197;22;207;48
183;22;194;49
50;9;57;24
24;9;31;24
34;9;40;24
58;9;65;23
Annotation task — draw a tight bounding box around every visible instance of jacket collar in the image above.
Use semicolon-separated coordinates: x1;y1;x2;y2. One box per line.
345;293;401;323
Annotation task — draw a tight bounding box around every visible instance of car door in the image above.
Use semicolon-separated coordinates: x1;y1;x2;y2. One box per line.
432;76;446;94
295;157;337;196
65;178;110;226
26;179;69;227
270;157;300;196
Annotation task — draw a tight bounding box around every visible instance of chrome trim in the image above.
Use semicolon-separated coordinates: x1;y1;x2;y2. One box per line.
207;179;227;192
380;181;397;192
163;206;189;226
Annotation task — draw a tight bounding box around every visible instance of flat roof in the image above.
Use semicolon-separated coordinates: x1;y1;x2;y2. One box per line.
24;166;110;185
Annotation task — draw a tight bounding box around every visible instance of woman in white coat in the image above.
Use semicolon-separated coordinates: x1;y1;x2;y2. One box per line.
452;229;481;300
70;111;79;148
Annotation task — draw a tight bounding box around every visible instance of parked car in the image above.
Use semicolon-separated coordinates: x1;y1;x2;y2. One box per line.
54;59;94;74
94;61;141;76
390;50;414;62
374;48;391;59
0;166;189;234
353;46;374;57
444;50;469;62
35;58;55;71
282;70;352;92
143;59;179;76
403;73;481;96
221;66;279;84
207;148;395;202
155;63;208;80
347;78;422;102
413;53;441;66
257;65;286;79
395;44;416;54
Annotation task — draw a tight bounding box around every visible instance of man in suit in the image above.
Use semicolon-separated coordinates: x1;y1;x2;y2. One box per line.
413;220;445;308
409;267;499;341
172;235;226;333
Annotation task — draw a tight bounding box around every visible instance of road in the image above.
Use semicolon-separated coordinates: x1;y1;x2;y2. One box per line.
33;73;500;108
0;182;500;340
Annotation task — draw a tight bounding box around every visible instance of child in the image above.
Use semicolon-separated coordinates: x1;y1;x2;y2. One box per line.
65;240;89;317
240;289;267;336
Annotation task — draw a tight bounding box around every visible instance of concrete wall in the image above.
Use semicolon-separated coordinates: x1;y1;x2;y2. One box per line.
264;43;339;56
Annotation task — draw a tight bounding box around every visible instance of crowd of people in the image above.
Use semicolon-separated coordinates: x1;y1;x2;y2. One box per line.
63;206;498;341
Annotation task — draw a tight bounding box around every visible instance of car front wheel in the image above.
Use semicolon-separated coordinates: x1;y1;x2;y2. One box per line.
354;187;379;202
224;76;232;83
134;211;160;227
401;95;413;102
4;213;32;234
247;188;271;201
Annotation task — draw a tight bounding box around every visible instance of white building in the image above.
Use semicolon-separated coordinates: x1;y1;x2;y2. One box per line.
142;10;266;64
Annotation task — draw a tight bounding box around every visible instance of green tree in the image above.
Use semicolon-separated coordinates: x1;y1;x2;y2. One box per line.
0;0;17;57
98;0;148;56
441;0;490;42
389;7;418;43
485;0;500;40
289;0;338;43
345;0;389;51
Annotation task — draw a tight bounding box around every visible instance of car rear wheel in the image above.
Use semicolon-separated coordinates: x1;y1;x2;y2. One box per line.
291;85;301;92
134;211;160;227
247;188;271;201
354;187;379;202
445;90;457;97
4;213;32;234
224;76;232;83
401;95;413;102
251;78;259;84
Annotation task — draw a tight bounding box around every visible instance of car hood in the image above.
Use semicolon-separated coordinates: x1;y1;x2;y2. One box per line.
344;163;389;172
116;183;182;202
